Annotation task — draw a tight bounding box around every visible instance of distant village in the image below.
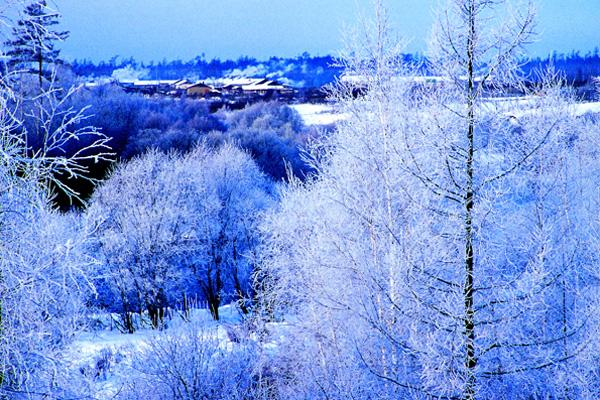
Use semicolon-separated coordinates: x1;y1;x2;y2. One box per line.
88;77;329;110
84;72;600;113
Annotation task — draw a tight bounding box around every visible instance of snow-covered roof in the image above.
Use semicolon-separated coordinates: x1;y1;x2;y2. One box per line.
208;78;270;87
133;80;180;86
242;83;289;91
114;76;291;92
172;79;189;88
180;82;212;90
114;79;181;87
222;78;258;86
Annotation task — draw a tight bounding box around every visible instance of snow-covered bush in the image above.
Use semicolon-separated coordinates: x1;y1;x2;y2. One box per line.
208;102;313;181
67;85;225;159
116;323;272;400
223;101;304;134
122;128;202;159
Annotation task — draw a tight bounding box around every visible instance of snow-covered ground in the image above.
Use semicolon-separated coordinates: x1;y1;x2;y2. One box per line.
573;101;600;116
291;103;348;126
293;100;600;127
63;306;243;398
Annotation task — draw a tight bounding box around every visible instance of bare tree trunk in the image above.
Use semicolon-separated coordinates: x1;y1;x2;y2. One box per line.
204;252;222;321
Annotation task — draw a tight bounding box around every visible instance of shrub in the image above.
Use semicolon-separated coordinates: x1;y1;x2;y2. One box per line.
117;324;273;400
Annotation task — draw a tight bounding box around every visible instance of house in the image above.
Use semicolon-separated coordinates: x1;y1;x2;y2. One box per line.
118;79;182;94
185;82;220;97
111;76;294;102
216;78;258;94
243;80;292;95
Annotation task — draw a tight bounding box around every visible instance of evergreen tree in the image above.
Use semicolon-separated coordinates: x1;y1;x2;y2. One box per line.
4;0;68;86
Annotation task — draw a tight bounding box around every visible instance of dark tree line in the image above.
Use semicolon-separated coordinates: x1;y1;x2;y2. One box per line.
70;54;343;88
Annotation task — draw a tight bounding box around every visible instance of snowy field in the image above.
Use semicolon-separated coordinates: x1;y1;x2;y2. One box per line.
291;103;348;126
293;100;600;127
573;101;600;116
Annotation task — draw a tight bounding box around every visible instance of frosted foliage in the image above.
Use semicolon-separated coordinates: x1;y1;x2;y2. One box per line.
0;186;97;396
0;27;109;397
88;143;272;326
260;1;600;399
115;323;271;400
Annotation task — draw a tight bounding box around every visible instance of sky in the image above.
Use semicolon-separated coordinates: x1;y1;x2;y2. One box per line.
53;0;600;62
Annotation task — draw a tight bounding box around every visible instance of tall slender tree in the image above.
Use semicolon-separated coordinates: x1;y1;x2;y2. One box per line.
428;0;536;396
260;1;597;399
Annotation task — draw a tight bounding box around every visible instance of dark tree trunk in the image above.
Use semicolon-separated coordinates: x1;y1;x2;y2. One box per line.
464;1;477;399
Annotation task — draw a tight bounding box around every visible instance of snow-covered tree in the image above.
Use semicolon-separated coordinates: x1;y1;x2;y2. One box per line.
0;70;110;399
88;143;273;328
116;322;271;400
198;144;273;317
4;0;68;86
0;14;110;391
259;1;600;399
87;149;213;331
0;189;99;397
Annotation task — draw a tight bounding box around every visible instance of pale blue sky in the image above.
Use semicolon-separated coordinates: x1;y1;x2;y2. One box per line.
55;0;600;62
